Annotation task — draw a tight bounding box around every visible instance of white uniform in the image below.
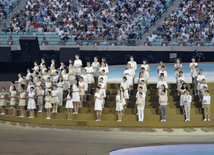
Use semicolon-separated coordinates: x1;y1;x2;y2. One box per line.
197;74;206;90
177;76;185;91
116;95;123;111
51;90;59;103
99;75;108;83
0;92;6;106
35;81;42;95
57;81;64;106
120;81;129;99
99;66;109;75
74;59;82;75
200;84;208;95
94;92;102;111
123;68;133;86
27;92;36;109
141;64;150;78
72;84;80;102
92;62;100;77
69;68;75;85
45;82;52;94
190;63;198;77
180;89;186;106
99;82;106;98
157;80;168;95
85;66;94;83
65;94;73;108
81;74;88;91
158;70;167;80
63;73;70;90
17;78;23;93
128;61;137;78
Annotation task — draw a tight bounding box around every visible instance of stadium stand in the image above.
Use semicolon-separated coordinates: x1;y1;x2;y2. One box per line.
145;0;214;46
0;0;174;46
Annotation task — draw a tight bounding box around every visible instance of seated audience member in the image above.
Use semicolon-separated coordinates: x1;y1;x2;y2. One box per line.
7;35;13;45
41;37;48;45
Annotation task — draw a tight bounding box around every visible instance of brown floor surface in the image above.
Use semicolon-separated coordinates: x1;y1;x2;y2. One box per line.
0;120;214;155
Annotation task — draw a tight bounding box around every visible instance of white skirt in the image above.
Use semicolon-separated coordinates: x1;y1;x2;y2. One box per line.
65;100;73;108
45;102;52;109
0;99;6;106
52;96;59;103
27;99;36;109
116;102;123;111
10;98;16;105
72;92;80;102
94;99;102;111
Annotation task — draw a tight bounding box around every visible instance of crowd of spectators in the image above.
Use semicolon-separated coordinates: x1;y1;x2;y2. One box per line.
145;0;214;46
1;0;168;46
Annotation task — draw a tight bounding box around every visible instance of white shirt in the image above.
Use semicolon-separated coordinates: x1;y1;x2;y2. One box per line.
156;80;168;89
99;66;109;74
136;91;145;98
74;59;82;73
203;95;211;104
200;83;208;91
51;90;58;97
99;75;107;83
27;85;35;93
197;74;206;82
159;70;167;78
193;70;199;78
25;72;31;80
53;76;58;83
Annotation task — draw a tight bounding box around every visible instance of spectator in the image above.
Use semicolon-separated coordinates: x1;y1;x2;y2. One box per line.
58;38;65;46
41;37;48;46
62;34;70;42
7;35;13;45
144;38;151;46
148;34;155;42
161;38;168;46
1;23;9;32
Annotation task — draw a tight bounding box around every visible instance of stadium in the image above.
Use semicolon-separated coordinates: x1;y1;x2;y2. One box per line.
0;0;214;154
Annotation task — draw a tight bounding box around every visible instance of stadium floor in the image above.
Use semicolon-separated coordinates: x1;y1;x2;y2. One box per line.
1;120;214;155
107;63;214;82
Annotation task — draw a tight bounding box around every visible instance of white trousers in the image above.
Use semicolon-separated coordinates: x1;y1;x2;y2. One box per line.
137;107;144;121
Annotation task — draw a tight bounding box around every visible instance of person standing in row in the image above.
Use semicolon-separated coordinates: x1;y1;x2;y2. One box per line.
94;87;103;121
78;77;85;108
128;56;137;88
72;79;80;114
174;58;182;85
200;79;208;105
157;75;168;96
177;71;185;94
99;62;109;80
197;69;206;102
63;68;70;91
203;90;211;121
9;86;17;116
120;77;129;104
0;87;7;115
45;77;52;94
92;56;100;88
141;59;150;83
85;61;94;95
51;85;59;113
136;92;145;122
69;63;75;87
190;58;198;92
159;90;168;122
19;87;26;117
74;54;82;80
184;90;192;121
37;85;44;113
65;88;73;120
157;61;166;74
16;73;23;93
192;66;199;95
27;87;36;118
116;90;123;122
44;91;52;119
123;63;133;94
180;83;188;115
57;76;64;106
99;77;106;108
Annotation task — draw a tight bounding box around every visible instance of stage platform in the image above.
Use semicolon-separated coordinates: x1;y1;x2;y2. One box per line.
0;83;213;128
